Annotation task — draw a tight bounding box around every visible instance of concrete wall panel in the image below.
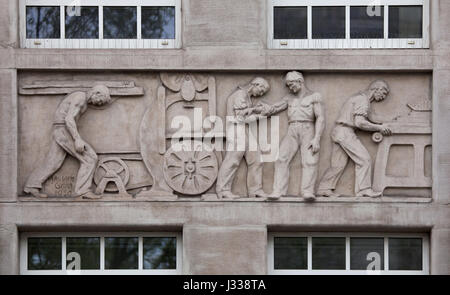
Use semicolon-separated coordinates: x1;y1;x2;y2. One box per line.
0;224;19;275
183;225;266;275
0;69;17;202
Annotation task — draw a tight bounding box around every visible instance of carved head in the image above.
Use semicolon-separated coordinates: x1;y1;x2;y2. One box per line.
87;85;112;106
285;71;304;94
368;80;390;102
249;77;270;97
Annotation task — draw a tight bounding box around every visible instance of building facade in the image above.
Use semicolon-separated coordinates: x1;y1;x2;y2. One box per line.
0;0;449;274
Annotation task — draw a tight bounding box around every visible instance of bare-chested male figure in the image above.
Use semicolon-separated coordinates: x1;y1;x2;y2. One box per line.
24;85;112;199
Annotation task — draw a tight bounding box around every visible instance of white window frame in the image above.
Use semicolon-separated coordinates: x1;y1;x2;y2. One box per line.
268;232;430;275
268;0;430;49
20;232;183;275
20;0;182;49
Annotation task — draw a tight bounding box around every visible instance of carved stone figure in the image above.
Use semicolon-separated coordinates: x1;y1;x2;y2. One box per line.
267;71;325;201
23;85;112;199
317;80;392;198
216;77;274;199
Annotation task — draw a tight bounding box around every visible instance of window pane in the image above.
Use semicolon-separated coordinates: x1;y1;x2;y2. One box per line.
27;237;62;270
274;237;307;269
143;237;176;269
26;6;60;39
389;238;422;270
389;6;423;38
103;7;137;39
105;237;138;269
274;7;307;39
142;7;175;39
312;6;345;39
312;237;346;269
351;6;384;39
350;238;384;270
66;237;100;270
65;6;99;39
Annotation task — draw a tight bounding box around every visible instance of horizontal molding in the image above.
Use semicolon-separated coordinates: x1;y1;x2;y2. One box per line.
0;48;438;71
0;202;448;230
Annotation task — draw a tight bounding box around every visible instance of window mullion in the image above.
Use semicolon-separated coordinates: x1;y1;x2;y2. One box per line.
345;236;350;271
307;236;312;270
345;5;350;41
60;5;65;43
422;0;429;48
307;5;312;42
138;236;143;270
62;236;67;272
100;236;105;271
137;6;142;40
99;6;104;40
384;237;389;271
384;4;389;40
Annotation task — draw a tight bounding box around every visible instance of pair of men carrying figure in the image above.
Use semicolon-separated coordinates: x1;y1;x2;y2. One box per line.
217;71;392;201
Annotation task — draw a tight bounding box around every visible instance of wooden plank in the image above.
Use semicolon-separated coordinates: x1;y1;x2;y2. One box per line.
19;87;145;97
22;80;136;89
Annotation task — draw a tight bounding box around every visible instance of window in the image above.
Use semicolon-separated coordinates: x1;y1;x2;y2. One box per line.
103;6;138;39
141;6;175;39
20;0;181;49
65;6;99;39
269;0;430;49
274;7;307;39
20;232;182;274
312;6;346;39
26;6;61;39
268;233;429;274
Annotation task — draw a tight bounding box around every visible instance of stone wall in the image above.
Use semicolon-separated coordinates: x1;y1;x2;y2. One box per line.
0;0;449;275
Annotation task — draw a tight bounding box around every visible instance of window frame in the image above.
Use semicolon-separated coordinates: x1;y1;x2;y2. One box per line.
268;0;430;49
20;232;183;275
268;232;430;275
20;0;181;49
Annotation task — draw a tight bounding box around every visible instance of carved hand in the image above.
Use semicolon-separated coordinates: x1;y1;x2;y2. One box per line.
75;138;86;154
251;104;265;114
379;124;392;136
308;138;321;154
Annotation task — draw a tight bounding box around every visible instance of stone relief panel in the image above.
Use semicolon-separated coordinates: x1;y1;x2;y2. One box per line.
17;72;432;201
138;72;220;200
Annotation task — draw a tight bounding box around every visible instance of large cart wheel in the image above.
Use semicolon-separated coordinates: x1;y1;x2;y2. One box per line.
163;141;218;195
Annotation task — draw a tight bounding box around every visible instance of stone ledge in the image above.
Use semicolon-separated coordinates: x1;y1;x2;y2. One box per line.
17;194;432;204
4;48;435;71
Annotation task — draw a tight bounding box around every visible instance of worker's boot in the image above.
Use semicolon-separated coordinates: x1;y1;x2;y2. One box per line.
356;188;382;198
24;187;48;198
